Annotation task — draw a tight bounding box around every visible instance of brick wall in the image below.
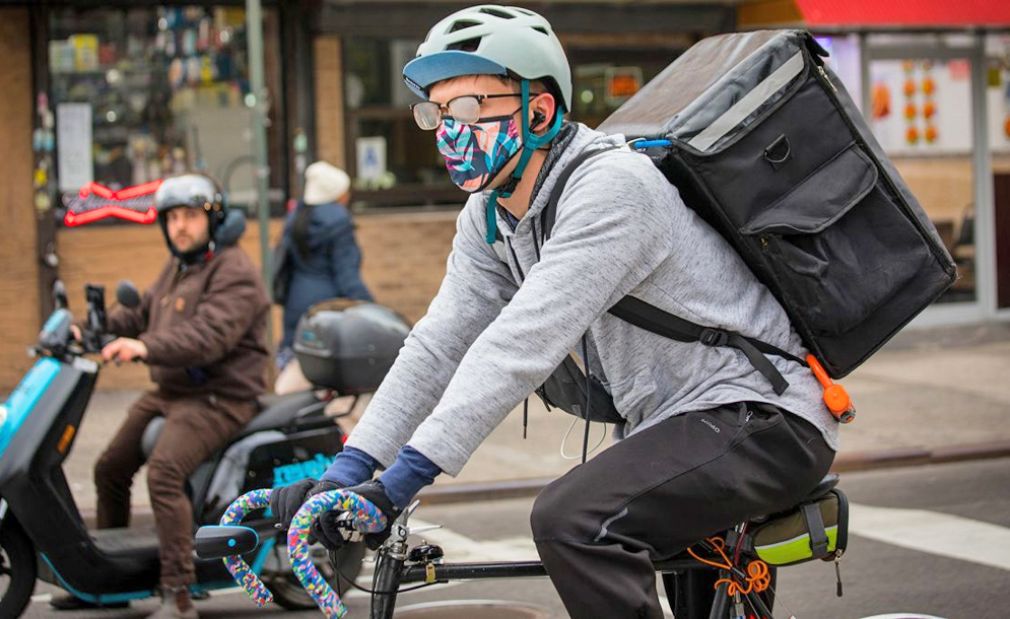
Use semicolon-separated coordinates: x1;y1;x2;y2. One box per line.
314;36;345;170
43;209;458;391
0;9;39;391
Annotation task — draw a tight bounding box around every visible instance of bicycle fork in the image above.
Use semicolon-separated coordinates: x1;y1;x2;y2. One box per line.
369;506;416;619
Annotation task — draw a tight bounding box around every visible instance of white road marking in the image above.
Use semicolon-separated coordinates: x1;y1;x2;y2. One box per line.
858;615;948;619
850;502;1010;571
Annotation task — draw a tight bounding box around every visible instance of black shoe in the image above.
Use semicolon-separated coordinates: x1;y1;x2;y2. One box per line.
49;593;129;611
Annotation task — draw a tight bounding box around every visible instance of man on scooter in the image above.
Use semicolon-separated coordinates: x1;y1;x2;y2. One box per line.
52;174;270;619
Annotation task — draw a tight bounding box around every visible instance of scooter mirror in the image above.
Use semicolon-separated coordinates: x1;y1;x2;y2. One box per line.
53;280;68;310
116;280;141;309
195;525;259;559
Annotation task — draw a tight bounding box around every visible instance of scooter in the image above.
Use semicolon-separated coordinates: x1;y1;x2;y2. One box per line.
0;281;404;617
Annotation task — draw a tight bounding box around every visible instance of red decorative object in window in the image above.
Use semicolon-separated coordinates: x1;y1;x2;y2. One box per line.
63;180;162;227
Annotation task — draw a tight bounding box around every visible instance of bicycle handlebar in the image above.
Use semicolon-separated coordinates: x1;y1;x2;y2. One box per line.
218;489;274;607
214;487;387;618
287;489;388;618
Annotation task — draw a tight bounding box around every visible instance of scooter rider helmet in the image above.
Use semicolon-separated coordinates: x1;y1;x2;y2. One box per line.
154;174;227;263
403;5;572;113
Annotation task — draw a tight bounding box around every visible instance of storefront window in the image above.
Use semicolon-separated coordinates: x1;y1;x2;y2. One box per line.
47;5;285;217
567;45;678;129
987;33;1010;309
344;37;461;208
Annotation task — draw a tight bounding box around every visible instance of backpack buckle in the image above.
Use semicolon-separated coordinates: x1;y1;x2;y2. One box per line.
699;328;728;347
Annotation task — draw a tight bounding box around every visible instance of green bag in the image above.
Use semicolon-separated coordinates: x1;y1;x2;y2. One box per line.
751;489;849;566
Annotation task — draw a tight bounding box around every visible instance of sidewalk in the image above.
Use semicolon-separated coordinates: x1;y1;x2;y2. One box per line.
63;321;1010;516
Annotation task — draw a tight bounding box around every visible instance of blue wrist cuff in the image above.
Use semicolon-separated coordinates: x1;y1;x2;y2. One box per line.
321;446;379;487
378;445;442;509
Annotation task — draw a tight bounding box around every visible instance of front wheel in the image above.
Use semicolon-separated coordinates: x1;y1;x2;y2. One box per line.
263;536;366;611
0;517;37;619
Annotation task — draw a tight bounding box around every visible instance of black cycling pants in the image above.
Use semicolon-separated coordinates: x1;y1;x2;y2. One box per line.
531;403;834;619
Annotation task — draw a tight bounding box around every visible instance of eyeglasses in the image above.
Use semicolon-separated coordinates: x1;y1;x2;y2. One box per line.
411;93;540;130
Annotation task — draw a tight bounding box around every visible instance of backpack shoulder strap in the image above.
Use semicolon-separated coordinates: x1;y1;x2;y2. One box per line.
609;296;805;395
540;145;621;242
537;142;805;396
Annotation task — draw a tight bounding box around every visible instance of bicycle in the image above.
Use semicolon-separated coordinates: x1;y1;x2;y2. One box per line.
197;471;848;619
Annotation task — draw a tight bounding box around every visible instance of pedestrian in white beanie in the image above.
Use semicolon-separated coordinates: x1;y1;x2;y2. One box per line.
272;160;372;395
303;161;351;205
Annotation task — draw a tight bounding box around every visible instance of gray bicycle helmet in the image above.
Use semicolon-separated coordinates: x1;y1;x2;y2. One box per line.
154;174;227;262
403;5;572;112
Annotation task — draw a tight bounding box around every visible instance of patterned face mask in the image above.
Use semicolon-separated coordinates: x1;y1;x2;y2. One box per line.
436;115;521;193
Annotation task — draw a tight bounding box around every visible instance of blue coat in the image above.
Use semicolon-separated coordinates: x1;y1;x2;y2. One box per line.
280;201;373;351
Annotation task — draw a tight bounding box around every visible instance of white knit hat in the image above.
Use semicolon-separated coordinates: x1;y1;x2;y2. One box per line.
303;161;351;205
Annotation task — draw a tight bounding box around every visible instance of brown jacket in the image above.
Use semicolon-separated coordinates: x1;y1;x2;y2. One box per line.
107;245;270;401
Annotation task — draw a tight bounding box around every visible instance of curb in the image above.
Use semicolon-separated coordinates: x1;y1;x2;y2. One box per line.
79;439;1010;526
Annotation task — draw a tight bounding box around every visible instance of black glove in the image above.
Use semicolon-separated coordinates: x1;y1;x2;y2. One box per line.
311;480;401;551
270;478;344;528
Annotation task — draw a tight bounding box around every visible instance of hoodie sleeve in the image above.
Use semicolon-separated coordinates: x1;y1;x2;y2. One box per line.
344;200;518;467
406;151;677;475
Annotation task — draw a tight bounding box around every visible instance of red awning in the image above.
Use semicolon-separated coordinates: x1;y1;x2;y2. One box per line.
794;0;1010;28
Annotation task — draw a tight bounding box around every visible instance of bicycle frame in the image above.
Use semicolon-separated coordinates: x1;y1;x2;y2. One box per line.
367;505;774;619
203;489;777;619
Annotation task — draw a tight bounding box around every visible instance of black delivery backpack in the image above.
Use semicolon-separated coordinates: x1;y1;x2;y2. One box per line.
597;29;957;380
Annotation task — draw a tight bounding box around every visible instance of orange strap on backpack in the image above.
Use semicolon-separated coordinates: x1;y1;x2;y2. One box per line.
806;355;855;424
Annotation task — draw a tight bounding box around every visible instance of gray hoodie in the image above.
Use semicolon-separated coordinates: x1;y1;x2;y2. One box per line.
346;124;838;476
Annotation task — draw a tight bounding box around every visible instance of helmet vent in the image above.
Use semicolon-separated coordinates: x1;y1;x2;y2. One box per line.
448;19;480;33
479;7;514;19
532;26;549;35
447;37;481;52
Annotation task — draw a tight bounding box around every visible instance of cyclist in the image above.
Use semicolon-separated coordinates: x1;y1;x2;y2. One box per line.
53;174;270;619
272;6;838;618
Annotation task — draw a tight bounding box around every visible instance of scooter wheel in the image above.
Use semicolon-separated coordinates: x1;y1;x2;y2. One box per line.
0;517;37;619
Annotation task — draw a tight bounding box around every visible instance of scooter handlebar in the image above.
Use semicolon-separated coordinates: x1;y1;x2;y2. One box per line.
287;489;387;619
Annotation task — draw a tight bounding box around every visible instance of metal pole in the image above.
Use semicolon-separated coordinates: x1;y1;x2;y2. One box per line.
970;32;995;317
859;32;871;118
245;0;274;346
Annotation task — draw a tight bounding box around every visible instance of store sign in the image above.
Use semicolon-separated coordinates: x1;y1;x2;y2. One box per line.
356;137;387;184
605;67;643;106
56;103;93;192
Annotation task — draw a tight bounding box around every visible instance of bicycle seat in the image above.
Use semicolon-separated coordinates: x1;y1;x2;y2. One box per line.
748;473;840;524
799;473;839;503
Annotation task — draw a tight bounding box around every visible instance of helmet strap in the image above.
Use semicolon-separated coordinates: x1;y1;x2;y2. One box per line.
485;79;564;244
